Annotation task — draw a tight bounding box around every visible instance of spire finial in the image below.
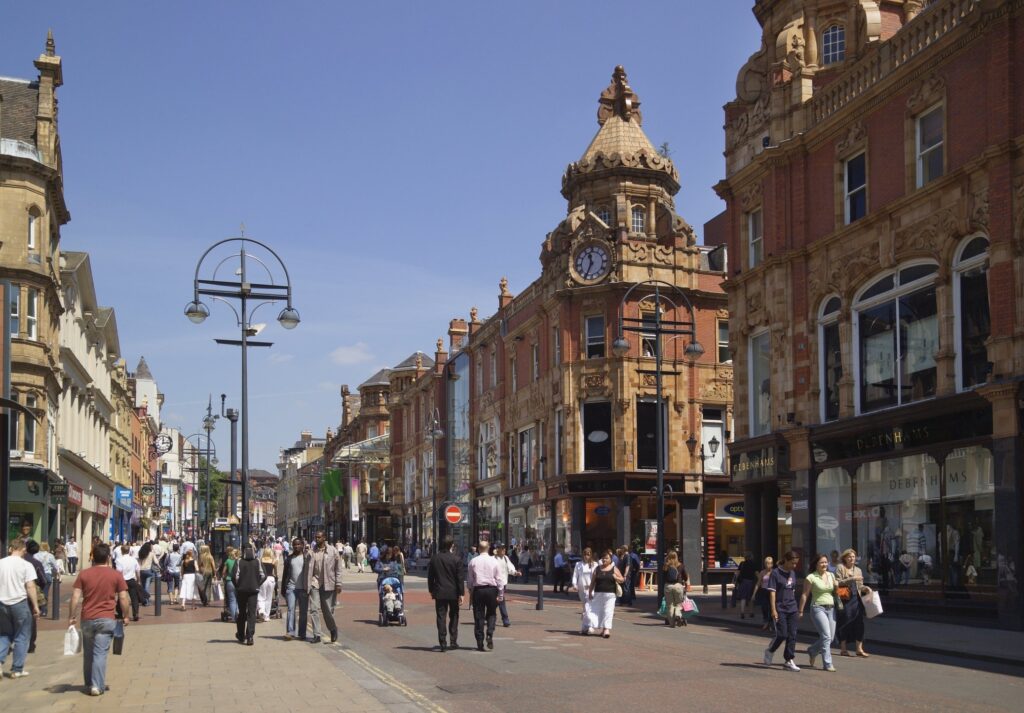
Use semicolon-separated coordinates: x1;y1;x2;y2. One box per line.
597;65;642;126
46;29;55;56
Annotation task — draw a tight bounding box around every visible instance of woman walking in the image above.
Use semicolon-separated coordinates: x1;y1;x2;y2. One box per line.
734;552;758;619
663;551;689;627
179;548;199;610
218;547;239;622
257;548;277;621
836;548;869;657
54;539;68;577
570;547;598;634
587;549;625;639
750;555;775;631
164;543;183;605
137;542;155;606
615;546;632;606
799;553;838;671
33;543;57;617
197;545;217;606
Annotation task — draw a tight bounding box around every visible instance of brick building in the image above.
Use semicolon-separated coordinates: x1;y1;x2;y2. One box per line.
716;0;1023;626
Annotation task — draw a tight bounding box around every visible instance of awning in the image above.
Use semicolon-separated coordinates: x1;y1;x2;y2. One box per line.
331;433;390;465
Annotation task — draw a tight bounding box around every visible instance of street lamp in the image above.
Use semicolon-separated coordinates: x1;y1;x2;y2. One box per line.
185;234;299;546
687;432;720;574
613;280;703;605
426;407;444;548
182;432;217;540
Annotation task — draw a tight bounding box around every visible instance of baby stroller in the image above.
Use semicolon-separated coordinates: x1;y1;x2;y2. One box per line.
377;576;407;627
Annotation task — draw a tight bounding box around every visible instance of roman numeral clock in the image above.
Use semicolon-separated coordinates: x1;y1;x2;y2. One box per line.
571;240;612;284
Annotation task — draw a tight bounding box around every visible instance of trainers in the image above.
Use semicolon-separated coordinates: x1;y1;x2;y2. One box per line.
9;671;29;679
783;660;801;672
89;686;102;696
763;648;774;666
824;664;837;672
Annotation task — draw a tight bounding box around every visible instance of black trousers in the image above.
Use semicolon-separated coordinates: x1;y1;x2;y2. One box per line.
236;591;258;641
553;568;569;592
126;579;141;619
769;610;798;661
434;598;460;645
471;586;498;645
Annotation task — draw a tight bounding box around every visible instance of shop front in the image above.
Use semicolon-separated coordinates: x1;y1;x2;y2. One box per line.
473;481;504;546
111;486;132;543
729;436;794;571
706;495;791;568
507;492;544;551
7;464;57;545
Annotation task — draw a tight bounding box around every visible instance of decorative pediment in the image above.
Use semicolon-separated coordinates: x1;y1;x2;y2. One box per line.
737;181;762;211
907;73;945;114
835;121;867;157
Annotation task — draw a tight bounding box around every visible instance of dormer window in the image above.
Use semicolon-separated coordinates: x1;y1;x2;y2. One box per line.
823;25;845;65
631;206;646;234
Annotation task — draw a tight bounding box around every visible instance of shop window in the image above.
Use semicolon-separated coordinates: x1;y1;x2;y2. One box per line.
845;152;867;223
748;209;763;268
916;105;944;187
585;315;605;358
636;400;667;470
10;286;20;337
822;24;846;65
819;296;842;422
631;206;646;234
640;311;658;357
554;408;564;476
954;236;990;390
582;401;612;471
749;330;771;436
717;320;730;363
855;263;938;413
517;426;534;487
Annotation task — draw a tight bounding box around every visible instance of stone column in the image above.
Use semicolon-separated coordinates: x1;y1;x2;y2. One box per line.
617;495;631;549
761;482;780;561
680;495;702;585
743;486;763;562
804;8;819;68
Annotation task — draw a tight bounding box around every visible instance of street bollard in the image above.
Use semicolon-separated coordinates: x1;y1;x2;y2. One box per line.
51;576;61;621
535;568;544;610
154;576;162;617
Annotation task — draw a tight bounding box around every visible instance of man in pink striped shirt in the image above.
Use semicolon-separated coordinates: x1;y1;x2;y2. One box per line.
466;540;502;651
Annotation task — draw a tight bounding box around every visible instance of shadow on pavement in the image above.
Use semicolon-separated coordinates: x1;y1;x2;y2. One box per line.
45;684;87;695
206;638;243;644
393;645;441;652
719;663;779;671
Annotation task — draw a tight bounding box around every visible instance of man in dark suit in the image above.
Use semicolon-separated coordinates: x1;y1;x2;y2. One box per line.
427;539;466;652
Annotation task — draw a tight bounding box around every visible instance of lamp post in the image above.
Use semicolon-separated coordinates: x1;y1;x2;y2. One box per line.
426;407;444;548
182;433;217;539
687;432;720;575
220;394;238;525
201;397;220;538
185;235;300;546
612;280;703;605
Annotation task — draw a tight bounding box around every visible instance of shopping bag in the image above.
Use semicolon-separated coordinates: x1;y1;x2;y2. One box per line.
657;597;667;618
213;581;224;601
863;588;883;619
63;625;81;656
112;620;125;656
681;597;699;619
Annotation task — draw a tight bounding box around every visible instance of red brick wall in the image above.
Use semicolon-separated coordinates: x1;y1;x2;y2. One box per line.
865;96;906;210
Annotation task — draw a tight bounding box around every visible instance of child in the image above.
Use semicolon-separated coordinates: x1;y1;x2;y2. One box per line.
382;584;399;614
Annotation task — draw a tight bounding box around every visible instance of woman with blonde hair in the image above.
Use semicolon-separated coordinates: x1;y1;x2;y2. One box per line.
835;548;868;657
197;544;217;606
662;551;689;627
257;548;277;621
179;548;199;610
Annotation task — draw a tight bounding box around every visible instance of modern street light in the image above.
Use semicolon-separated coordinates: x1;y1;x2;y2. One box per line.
185;234;299;546
613;280;703;605
220;394;239;524
426;407;444;548
201;396;220;537
687;432;720;575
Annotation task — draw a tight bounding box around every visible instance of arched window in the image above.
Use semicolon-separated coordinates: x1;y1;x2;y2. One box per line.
823;24;846;65
854;263;938;413
954;236;990;390
631;206;646;234
818;296;842;422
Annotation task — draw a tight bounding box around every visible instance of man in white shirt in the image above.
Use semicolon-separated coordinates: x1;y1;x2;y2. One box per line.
181;539;197;557
0;539;42;678
466;541;502;652
115;545;142;621
493;544;519;627
66;537;80;574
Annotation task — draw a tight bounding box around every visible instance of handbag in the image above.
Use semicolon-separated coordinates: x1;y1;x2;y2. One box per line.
829;573;844;611
657;597;667;618
863;588;884;618
837;585;852;601
213;580;224;601
615;583;623;598
112;620;125;656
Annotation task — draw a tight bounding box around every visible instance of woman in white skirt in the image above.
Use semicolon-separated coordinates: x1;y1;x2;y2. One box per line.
179;549;199;610
570;548;598;634
257;548;277;620
587;549;625;639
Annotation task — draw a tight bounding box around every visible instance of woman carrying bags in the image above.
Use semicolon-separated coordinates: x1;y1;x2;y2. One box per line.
798;553;839;671
662;551;689;628
835;548;869;657
587;549;625;639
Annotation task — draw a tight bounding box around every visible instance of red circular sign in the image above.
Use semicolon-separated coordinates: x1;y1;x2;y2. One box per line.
444;504;463;524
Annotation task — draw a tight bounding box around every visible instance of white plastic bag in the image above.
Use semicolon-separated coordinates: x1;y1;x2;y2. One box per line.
64;625;81;656
213;581;224;601
863;588;884;618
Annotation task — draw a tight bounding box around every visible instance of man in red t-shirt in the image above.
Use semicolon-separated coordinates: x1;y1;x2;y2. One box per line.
69;543;129;697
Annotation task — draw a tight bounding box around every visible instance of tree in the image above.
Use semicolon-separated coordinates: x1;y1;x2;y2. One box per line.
197;457;228;519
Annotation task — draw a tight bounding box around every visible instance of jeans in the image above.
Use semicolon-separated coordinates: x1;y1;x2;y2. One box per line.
309;587;337;638
225;580;238;621
769;610;798;662
81;618;117;691
285;586;309;639
68;557;78;574
139;570;153;604
40;576;52;616
0;599;33;673
808;604;836;668
498;598;510;626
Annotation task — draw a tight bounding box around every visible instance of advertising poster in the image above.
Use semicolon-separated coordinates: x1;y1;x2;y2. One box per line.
349;477;360;522
644;519;658;554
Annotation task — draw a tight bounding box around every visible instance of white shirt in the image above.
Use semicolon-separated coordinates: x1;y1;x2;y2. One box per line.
66;541;78;558
117;555;140;582
495;555;517;586
181;541;197;557
467;553;503;589
0;555;37;606
572;561;598;591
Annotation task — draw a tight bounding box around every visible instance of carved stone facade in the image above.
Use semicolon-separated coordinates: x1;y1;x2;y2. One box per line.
718;0;1024;627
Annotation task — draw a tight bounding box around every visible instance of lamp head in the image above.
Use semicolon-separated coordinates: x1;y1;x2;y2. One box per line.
277;306;301;330
211;456;219;467
432;427;444;440
611;336;630;358
184;300;209;324
708;435;721;456
684;340;705;361
685;434;698;452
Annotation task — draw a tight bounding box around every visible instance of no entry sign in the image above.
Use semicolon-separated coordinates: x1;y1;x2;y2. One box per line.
444;504;464;524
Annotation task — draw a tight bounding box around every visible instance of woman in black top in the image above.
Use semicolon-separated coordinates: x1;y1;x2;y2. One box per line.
734;551;759;619
180;550;199;610
587;549;625;638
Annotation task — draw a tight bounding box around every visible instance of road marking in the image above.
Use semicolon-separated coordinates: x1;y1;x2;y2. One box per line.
529;645;557;650
559;643;582;647
335;646;448;713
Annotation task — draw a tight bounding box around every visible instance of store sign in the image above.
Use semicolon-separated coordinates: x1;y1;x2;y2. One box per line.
141;485;156;498
50;482;68;505
594;505;610;516
96;499;110;518
114;487;133;511
730;447;777;482
715;498;745;519
67;484;83;507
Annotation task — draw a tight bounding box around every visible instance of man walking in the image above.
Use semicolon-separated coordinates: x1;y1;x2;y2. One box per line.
493;544;519;627
356;540;367;573
0;539;41;679
66;536;79;574
232;546;265;646
368;542;380;573
68;544;130;696
553;547;568;594
466;540;502;652
427;539;465;651
764;550;801;672
308;531;343;644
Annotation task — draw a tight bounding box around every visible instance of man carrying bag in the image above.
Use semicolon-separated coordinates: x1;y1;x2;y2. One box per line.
68;544;130;696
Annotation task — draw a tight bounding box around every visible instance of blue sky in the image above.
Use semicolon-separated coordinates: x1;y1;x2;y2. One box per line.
1;1;762;471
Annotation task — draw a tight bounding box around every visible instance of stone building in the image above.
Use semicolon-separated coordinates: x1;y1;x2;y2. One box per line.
716;0;1023;626
1;33;67;546
455;68;730;575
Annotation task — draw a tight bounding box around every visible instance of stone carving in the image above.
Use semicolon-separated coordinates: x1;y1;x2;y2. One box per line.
583;374;605;390
738;181;762;211
702;379;731;402
746;289;763;314
625;242;674;265
563;148;679;194
499;277;510;296
836;121;867;156
735;38;770;104
727;94;771;151
897;208;960;258
969;188;989;233
470;306;479;323
597;65;643;126
787;33;806;73
907;73;945;114
641;374;657;387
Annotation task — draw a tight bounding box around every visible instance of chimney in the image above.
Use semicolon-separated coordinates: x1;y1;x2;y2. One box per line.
340;385;353;427
300;431;313;444
33;30;62;168
448;318;469;352
435;338;447;375
498;277;513;309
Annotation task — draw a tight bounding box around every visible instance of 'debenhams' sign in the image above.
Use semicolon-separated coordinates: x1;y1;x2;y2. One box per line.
730;447;777;482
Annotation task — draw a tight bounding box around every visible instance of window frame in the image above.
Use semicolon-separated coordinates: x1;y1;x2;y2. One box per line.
844;151;867;224
26;287;37;340
640;310;658;358
916;103;944;188
531;343;540;382
585;315;605;359
9;285;20;338
554;408;564;476
27;210;39;251
953;235;991;392
631;205;646;234
822;24;846;65
748;329;771;437
581;400;613;471
717;319;731;363
818;296;843;423
510;355;517;392
8;391;18;454
748;209;763;268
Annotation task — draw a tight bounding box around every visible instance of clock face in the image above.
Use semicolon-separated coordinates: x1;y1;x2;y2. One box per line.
573;244;610;281
154;434;174;456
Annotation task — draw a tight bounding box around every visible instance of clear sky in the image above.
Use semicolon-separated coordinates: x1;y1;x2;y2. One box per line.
1;1;762;472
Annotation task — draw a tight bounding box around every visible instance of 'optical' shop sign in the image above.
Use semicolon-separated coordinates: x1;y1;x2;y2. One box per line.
715;498;745;519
